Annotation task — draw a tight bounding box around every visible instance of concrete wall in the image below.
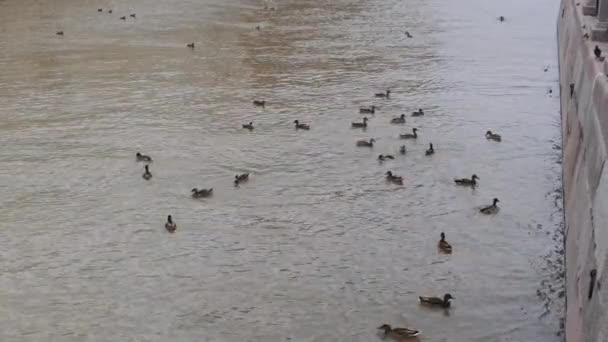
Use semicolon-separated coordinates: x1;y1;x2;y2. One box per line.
558;0;608;341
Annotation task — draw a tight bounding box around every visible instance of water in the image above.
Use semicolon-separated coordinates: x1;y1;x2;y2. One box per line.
0;0;564;341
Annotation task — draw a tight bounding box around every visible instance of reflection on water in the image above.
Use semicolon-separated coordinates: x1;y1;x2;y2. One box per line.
0;0;563;341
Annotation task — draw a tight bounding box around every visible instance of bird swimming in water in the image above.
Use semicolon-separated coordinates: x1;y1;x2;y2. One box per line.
256;25;260;30
425;143;434;156
130;13;136;18
108;9;113;13
98;8;103;12
191;188;213;198
356;138;375;147
142;165;152;180
375;90;390;98
234;173;249;186
411;108;424;116
485;130;502;142
253;100;265;107
399;145;406;154
165;215;176;233
377;324;420;339
498;16;505;22
242;122;254;130
187;43;195;49
56;31;64;36
438;232;452;253
120;16;126;20
360;105;376;114
136;152;152;162
480;198;500;214
385;171;403;185
419;293;454;308
351;117;368;128
595;45;604;60
399;128;418;139
391;114;406;124
378;154;395;161
294;120;310;130
405;31;413;38
454;174;479;186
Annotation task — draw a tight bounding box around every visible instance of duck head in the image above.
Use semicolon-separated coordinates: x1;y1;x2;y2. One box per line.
191;188;198;193
385;171;393;176
444;293;454;301
136;152;142;157
294;120;299;124
485;130;493;136
440;232;446;240
493;198;500;205
386;90;391;95
400;114;405;119
363;117;368;122
377;324;391;333
472;174;479;180
371;105;376;110
234;179;239;186
167;215;173;224
413;128;418;132
145;165;149;172
429;143;433;149
370;138;376;144
378;155;384;160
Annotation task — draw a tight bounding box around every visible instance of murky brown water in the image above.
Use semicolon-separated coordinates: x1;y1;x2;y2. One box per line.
0;0;564;341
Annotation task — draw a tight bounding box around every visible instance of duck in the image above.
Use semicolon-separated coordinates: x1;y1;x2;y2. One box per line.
256;25;261;30
595;45;602;59
454;174;479;186
405;31;413;38
480;198;500;214
377;324;420;339
419;293;454;308
136;152;152;162
360;105;376;114
356;138;375;147
544;66;549;72
165;215;176;233
385;171;403;185
242;122;254;130
391;114;406;124
98;8;103;12
130;13;136;18
352;117;369;128
56;31;64;36
234;173;249;186
411;108;424;116
294;120;310;130
425;143;434;156
108;9;113;13
375;90;390;98
485;130;502;142
399;145;406;155
191;188;213;198
120;16;126;20
399;128;418;139
498;16;505;22
253;100;265;107
142;165;152;180
187;43;195;48
378;154;395;161
438;232;452;253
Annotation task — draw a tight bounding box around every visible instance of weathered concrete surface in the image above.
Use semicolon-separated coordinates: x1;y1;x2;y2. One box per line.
558;1;608;341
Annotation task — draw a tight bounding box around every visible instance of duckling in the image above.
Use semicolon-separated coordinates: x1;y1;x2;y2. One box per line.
351;117;368;128
356;138;375;147
595;45;602;59
294;120;310;130
360;105;376;114
405;31;413;38
98;8;103;12
235;173;249;183
165;215;176;233
454;174;479;186
142;165;152;180
498;16;505;22
438;232;452;253
253;100;265;107
411;108;424;116
191;188;213;198
242;122;254;130
186;43;195;49
399;128;418;139
378;154;395;161
390;114;406;124
399;145;406;155
136;152;152;162
56;31;64;36
120;16;126;20
480;198;500;214
485;130;502;142
377;324;420;339
419;293;454;308
385;171;403;185
425;143;434;156
130;13;136;18
375;90;390;98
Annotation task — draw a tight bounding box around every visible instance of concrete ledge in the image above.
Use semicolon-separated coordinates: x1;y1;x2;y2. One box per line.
558;0;608;340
